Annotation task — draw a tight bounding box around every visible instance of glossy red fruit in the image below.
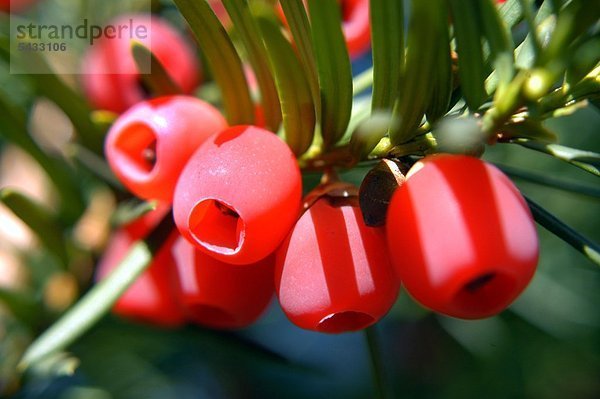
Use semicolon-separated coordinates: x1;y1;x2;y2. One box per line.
105;96;227;202
81;14;200;114
386;154;539;319
171;237;274;329
95;208;184;326
340;0;371;59
277;0;371;59
173;125;302;265
275;197;400;333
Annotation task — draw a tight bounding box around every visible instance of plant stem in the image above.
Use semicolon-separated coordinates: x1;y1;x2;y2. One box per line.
18;243;152;370
515;140;600;177
365;326;387;399
497;164;600;198
18;215;175;370
482;71;527;136
525;196;600;267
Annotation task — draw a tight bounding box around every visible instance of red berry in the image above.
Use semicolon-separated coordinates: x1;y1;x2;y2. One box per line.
171;237;274;329
81;14;200;113
386;155;539;319
275;198;399;333
173;125;302;265
277;0;371;59
95;208;184;326
340;0;371;59
105;95;227;202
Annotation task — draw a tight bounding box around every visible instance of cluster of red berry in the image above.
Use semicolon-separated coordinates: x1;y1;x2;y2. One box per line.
98;96;303;330
97;96;539;333
89;3;539;333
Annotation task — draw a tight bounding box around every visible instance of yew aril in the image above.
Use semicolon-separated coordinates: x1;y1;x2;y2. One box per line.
173;125;302;265
171;237;274;329
81;14;200;114
386;155;539;319
104;96;227;202
339;0;371;59
275;197;399;333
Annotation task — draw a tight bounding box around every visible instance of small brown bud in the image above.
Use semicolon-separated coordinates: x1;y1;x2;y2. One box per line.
359;159;408;227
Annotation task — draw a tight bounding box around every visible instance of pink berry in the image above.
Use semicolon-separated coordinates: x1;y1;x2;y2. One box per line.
171;237;274;329
275;197;400;333
173;125;302;265
81;14;200;113
105;96;227;202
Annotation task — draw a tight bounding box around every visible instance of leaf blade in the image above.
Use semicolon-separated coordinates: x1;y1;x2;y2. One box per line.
308;0;353;149
425;5;453;124
498;0;524;29
480;0;515;92
222;0;282;131
449;0;487;111
258;17;316;156
370;0;404;112
131;41;182;97
0;93;86;224
172;0;255;125
279;0;321;116
390;0;447;144
515;139;600;177
0;189;69;267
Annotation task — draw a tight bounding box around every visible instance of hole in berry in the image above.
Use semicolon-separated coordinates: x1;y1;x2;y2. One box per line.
452;272;517;317
113;122;158;175
188;199;245;255
463;273;496;292
187;304;236;328
317;311;374;333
